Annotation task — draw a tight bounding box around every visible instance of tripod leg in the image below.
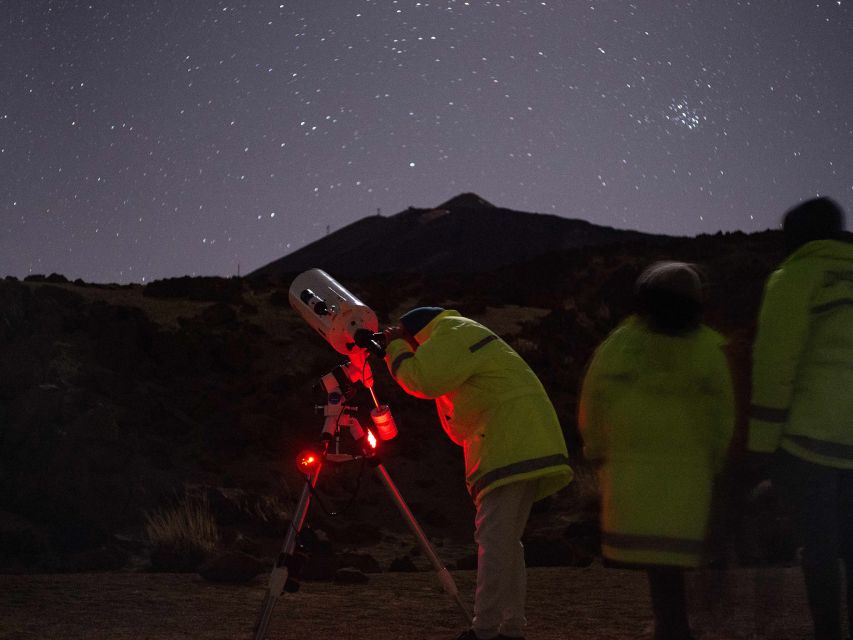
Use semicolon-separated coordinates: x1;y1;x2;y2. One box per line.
254;465;322;640
373;463;473;625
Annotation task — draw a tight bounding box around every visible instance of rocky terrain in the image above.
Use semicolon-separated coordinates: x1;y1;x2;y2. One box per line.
0;196;800;585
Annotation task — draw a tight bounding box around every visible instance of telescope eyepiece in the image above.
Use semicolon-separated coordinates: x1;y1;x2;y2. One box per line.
353;328;387;357
354;329;386;348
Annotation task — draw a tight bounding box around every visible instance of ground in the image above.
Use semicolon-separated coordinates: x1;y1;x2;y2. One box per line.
0;565;816;640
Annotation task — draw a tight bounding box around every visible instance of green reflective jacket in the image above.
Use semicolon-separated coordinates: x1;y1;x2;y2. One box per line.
384;310;572;504
749;239;853;468
579;316;734;567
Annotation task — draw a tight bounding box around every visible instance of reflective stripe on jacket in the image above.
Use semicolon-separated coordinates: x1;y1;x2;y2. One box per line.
749;239;853;468
385;310;573;504
579;316;734;567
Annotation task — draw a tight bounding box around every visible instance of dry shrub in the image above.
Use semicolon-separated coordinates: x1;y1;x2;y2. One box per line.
145;492;218;572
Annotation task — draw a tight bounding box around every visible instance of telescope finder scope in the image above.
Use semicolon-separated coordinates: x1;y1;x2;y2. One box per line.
299;289;329;316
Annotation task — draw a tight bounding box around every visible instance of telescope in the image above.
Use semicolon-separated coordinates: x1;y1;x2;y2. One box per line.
253;269;471;640
289;268;387;364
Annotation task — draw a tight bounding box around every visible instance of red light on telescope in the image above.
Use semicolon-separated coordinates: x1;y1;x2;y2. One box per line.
296;450;321;474
366;430;378;450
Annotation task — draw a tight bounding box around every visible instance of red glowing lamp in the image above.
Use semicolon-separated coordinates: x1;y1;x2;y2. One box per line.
296;449;321;474
366;430;378;450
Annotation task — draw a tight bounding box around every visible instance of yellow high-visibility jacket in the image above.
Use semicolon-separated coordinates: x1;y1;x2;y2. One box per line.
749;239;853;468
579;316;734;567
384;310;572;504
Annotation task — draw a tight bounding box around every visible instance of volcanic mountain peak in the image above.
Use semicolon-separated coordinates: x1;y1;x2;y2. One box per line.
249;194;659;279
437;192;495;211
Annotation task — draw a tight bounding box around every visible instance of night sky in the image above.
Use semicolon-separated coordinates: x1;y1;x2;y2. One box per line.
3;1;852;284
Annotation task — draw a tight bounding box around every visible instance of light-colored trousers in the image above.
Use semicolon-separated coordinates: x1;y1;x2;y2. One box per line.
472;479;538;639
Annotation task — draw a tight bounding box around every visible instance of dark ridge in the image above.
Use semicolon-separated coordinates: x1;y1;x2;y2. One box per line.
249;193;668;280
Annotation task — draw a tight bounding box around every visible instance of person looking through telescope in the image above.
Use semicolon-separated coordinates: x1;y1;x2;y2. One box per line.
383;307;573;640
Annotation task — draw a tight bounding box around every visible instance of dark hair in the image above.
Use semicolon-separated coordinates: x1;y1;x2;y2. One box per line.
783;197;845;255
636;288;702;336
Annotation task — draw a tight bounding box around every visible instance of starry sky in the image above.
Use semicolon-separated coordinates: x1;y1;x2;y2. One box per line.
2;1;852;284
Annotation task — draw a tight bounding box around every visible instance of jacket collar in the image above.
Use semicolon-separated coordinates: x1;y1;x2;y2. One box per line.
414;309;460;344
784;239;853;265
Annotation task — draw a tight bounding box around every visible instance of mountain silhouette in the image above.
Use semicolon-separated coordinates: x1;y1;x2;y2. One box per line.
250;193;663;279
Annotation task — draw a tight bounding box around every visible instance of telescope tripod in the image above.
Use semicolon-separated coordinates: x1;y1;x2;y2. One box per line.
253;362;472;640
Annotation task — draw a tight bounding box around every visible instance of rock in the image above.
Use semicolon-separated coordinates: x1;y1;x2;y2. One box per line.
199;486;289;530
149;544;209;573
64;545;130;572
198;551;265;583
228;533;263;558
389;555;418;572
334;521;382;545
201;487;252;525
301;551;337;581
334;567;369;584
297;526;333;555
336;552;381;574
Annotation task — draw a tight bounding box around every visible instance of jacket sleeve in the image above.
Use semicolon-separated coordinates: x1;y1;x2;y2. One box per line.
578;346;608;462
384;328;479;399
748;266;814;453
709;343;735;472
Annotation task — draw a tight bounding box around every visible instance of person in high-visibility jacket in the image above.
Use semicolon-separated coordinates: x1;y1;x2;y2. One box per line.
748;197;853;640
579;262;734;640
383;307;573;640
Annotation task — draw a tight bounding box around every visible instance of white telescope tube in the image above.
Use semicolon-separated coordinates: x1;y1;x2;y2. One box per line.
288;268;379;357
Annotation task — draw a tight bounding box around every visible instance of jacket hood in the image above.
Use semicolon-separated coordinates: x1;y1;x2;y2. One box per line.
595;316;726;396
